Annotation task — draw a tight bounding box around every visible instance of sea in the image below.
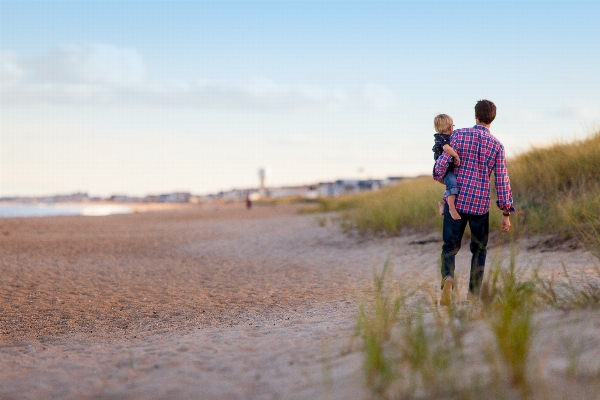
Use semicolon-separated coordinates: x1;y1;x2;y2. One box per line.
0;203;134;218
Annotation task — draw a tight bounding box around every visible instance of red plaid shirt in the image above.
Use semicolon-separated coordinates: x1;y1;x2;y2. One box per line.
433;125;515;215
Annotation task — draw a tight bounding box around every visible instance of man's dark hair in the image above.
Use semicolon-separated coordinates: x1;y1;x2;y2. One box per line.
475;100;496;124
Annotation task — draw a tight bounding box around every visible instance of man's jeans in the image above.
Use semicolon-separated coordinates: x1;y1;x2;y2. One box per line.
441;203;489;293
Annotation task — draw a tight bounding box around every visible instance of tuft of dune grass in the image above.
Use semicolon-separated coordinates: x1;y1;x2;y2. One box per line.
357;244;600;399
509;132;600;201
316;176;443;235
508;131;600;236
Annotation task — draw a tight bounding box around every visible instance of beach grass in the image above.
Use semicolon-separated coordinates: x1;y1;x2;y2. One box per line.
509;131;600;236
315;176;444;235
356;243;600;399
292;131;600;241
356;259;403;396
313;130;600;238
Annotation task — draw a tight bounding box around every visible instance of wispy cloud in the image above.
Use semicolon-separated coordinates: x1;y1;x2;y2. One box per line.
361;82;398;109
0;43;352;111
554;104;600;120
30;43;146;86
0;50;24;85
514;111;543;124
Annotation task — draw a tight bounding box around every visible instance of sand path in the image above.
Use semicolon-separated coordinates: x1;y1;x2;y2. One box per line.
0;203;595;399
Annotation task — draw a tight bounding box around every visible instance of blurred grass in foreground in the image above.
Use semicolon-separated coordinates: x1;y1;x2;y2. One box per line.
357;242;600;399
311;130;600;237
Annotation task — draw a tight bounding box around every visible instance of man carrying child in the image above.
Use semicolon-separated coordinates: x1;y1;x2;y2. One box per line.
433;99;515;306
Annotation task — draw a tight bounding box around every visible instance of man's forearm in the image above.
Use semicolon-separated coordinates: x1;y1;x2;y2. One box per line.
495;173;515;212
442;144;459;159
433;153;450;182
494;150;515;212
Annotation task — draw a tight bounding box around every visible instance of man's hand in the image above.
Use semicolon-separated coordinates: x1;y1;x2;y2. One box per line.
454;155;461;166
501;215;511;232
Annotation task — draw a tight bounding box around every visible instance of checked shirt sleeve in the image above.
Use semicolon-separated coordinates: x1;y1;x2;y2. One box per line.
494;146;516;213
433;152;451;182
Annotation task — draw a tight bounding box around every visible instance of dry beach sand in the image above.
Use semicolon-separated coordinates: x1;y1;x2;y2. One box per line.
1;203;598;399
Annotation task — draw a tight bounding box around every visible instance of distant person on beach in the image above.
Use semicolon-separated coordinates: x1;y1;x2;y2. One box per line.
433;100;515;306
432;114;461;220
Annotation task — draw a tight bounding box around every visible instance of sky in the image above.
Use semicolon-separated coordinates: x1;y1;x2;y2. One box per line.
1;1;599;197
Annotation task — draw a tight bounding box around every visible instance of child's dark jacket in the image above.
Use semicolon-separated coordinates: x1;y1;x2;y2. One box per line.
432;133;451;161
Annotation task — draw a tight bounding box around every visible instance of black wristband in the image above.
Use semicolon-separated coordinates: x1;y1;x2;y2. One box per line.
503;212;510;217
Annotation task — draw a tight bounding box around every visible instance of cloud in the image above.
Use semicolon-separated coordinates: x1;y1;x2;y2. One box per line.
273;134;321;147
0;44;349;111
0;51;24;85
514;111;543;124
28;43;146;86
554;104;600;120
361;82;398;109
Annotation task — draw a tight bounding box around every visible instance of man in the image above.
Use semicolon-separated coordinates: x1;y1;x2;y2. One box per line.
433;99;515;306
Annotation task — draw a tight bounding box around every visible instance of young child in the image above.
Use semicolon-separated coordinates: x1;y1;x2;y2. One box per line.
432;114;461;220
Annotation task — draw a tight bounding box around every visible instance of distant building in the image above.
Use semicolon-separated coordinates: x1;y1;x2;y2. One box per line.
0;174;407;205
316;179;389;197
385;176;405;185
45;192;90;203
109;195;144;203
217;189;247;202
157;193;191;203
139;193;192;203
267;185;311;199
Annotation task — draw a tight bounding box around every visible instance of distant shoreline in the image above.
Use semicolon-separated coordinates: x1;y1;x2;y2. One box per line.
0;202;196;218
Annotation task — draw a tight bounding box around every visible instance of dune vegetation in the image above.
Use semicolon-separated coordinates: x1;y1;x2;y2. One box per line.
313;130;600;239
356;250;600;399
313;176;444;235
509;131;600;237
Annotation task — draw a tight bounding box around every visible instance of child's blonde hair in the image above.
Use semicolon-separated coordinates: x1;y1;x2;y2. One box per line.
434;114;454;133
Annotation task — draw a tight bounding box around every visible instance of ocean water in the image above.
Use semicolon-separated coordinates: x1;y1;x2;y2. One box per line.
0;204;133;218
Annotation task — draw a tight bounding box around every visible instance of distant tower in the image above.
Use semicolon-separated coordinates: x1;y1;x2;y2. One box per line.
258;168;266;190
258;167;271;191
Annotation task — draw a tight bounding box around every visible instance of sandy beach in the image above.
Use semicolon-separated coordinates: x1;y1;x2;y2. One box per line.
1;203;597;399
